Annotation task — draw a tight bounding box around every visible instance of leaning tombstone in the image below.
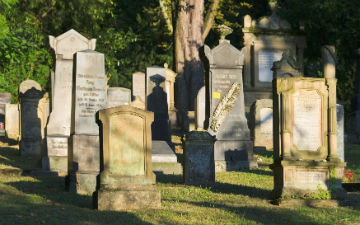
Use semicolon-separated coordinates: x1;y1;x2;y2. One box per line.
132;72;146;102
19;80;49;158
253;99;273;151
204;25;257;171
271;46;346;199
0;93;11;136
68;50;106;194
106;87;131;108
94;105;161;211
242;2;306;112
5;104;20;140
44;29;96;174
183;130;215;185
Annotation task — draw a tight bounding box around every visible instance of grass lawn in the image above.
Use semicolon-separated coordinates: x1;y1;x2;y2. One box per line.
0;137;359;225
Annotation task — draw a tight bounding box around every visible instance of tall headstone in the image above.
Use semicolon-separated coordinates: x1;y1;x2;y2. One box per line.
146;66;170;141
271;48;345;199
5;104;20;140
106;87;131;108
132;72;146;102
195;86;206;129
68;50;106;194
19;80;49;158
45;29;96;174
204;25;257;171
242;2;306;112
94;106;161;211
0;93;11;136
164;63;178;127
337;104;344;162
253;99;273;150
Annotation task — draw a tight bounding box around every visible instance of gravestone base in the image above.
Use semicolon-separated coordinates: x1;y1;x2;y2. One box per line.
94;184;161;211
20;139;43;158
67;172;98;194
214;140;257;172
271;160;346;199
152;141;182;174
42;156;67;175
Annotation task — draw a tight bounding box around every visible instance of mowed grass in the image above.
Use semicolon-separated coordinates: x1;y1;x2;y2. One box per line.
0;137;359;225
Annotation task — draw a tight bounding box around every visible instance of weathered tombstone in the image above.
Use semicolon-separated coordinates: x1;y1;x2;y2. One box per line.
195;86;206;129
5;104;20;140
0;93;11;136
204;25;257;171
106;87;131;108
183;130;215;185
146;66;170;141
253;99;273;150
132;72;146;102
94;106;161;211
68;50;106;193
164;63;178;127
337;104;344;162
242;2;306;112
271;47;345;199
45;29;96;174
19;80;49;158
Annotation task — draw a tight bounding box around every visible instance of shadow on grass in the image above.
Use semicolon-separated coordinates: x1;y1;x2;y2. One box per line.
240;168;273;176
210;181;272;199
155;173;183;185
0;145;39;170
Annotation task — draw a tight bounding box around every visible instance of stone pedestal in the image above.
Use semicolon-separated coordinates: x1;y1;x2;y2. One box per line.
183;130;215;185
42;136;68;174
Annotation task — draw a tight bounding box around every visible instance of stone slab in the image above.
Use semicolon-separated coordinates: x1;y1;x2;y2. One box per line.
337;104;344;162
195;86;206;129
254;99;273;150
152;141;177;163
5;104;19;140
67;172;98;194
42;156;67;174
46;136;68;156
107;87;131;108
132;72;146;102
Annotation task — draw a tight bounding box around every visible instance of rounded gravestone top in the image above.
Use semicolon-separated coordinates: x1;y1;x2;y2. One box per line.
19;80;42;94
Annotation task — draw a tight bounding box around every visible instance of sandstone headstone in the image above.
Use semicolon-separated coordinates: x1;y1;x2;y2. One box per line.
107;87;131;108
0;93;11;136
183;131;215;185
195;86;206;129
5;104;19;140
254;99;273;150
130;96;146;110
19;81;49;158
132;72;146;102
146;66;170;141
45;29;96;174
204;27;257;171
94;106;161;211
68;50;106;194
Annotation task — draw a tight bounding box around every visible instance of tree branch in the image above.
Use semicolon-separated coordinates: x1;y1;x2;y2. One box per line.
202;0;220;42
159;0;173;33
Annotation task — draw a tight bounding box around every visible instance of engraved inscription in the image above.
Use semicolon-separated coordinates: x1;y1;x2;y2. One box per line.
47;138;68;156
296;170;326;184
258;50;283;82
293;90;322;151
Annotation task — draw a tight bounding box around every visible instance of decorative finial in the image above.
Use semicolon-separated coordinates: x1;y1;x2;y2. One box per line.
214;24;233;41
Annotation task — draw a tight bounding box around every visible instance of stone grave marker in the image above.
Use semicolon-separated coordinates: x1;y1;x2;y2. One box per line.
5;104;19;140
195;86;206;129
106;87;131;108
132;72;146;102
204;25;257;171
0;93;11;136
164;63;177;126
68;50;106;194
45;29;96;174
253;99;273;150
94;105;161;211
337;104;344;162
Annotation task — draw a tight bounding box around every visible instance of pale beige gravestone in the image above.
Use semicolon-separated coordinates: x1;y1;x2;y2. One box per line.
271;49;345;199
0;93;11;136
195;86;206;129
132;72;146;102
242;2;306;112
130;96;146;110
106;87;131;108
19;80;49;158
5;104;20;140
164;63;177;127
68;50;106;194
254;99;273;150
44;29;96;174
94;106;161;211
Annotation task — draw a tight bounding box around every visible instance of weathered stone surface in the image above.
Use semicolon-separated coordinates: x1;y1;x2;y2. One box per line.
152;140;182;175
94;105;161;211
0;93;11;136
183;131;215;185
107;87;131;108
132;72;146;102
146;66;170;141
254;99;273;150
5;104;19;140
130;96;145;110
337;104;344;162
43;136;68;174
195;86;206;129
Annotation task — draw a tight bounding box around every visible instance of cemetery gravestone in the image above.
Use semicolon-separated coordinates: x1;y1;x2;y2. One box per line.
5;104;20;140
68;50;106;194
337;104;344;162
0;93;11;136
106;87;131;108
45;29;96;174
204;25;257;171
164;63;178;127
195;86;206;129
242;2;306;112
94;106;161;211
132;72;146;102
253;99;273;150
